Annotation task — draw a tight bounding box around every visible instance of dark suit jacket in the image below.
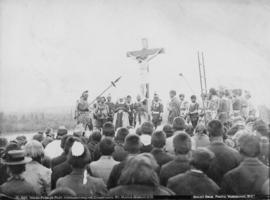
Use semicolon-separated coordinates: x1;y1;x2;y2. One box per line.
56;170;107;197
51;161;72;189
109;184;174;197
51;153;67;169
167;170;220;195
0;177;37;197
151;148;174;167
159;155;190;186
107;160;126;189
220;158;269;195
206;141;241;186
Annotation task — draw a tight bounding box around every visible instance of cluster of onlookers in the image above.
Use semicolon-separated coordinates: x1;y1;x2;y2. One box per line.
0;116;269;198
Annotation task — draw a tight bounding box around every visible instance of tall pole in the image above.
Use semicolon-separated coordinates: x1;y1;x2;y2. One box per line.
201;52;207;96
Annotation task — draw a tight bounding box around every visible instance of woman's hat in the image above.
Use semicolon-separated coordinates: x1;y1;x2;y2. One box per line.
2;150;32;165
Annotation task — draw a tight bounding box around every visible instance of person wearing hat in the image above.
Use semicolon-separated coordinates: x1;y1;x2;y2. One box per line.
167;90;181;124
139;122;154;153
150;131;174;167
51;136;80;189
44;126;67;159
167;148;219;195
220;133;269;195
109;153;174;197
159;132;191;186
0;150;36;197
165;117;186;155
107;134;141;189
112;127;129;162
206;120;241;186
56;141;107;197
22;140;52;195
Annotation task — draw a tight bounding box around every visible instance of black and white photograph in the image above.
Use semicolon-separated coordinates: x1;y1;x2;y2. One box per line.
0;0;269;199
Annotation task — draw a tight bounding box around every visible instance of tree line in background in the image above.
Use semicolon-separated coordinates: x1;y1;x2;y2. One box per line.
0;112;76;133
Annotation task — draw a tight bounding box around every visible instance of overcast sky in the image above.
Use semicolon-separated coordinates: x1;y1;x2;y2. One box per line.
0;0;270;112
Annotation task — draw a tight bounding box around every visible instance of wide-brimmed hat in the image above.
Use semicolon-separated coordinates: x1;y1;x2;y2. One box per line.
2;150;32;165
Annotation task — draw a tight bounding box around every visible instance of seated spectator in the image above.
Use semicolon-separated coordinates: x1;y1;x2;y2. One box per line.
49;187;76;197
45;126;68;159
0;150;36;197
51;135;73;169
150;131;174;167
51;136;79;189
89;138;119;183
206;120;241;186
22;140;52;195
168;148;219;195
109;153;174;197
87;130;102;161
220;133;269;194
165;117;186;154
159;132;191;186
140;122;154;153
56;141;107;197
112;127;129;162
163;124;174;138
191;123;210;149
107;134;141;189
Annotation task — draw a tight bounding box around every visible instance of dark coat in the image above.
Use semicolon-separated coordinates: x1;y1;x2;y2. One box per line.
0;177;37;197
151;148;174;167
56;170;107;197
109;184;174;197
167;170;220;195
220;158;269;195
51;153;67;169
206;141;242;186
107;160;126;189
159;155;190;186
51;161;72;189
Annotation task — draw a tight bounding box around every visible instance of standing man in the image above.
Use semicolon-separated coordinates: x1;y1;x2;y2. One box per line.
125;95;134;127
106;94;115;123
75;91;93;131
187;95;200;129
133;95;148;128
179;94;189;119
94;97;109;130
167;90;181;124
151;93;164;128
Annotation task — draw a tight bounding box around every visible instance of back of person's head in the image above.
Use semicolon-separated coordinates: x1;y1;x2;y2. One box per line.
190;148;215;173
173;132;191;155
15;136;27;147
115;128;129;143
61;134;72;149
238;133;261;157
102;122;115;137
64;136;80;154
173;117;186;131
151;131;166;148
141;122;154;135
24;140;44;162
163;124;173;138
185;124;194;136
89;130;102;143
195;123;207;135
119;153;159;186
207;120;223;138
49;187;76;197
253;120;269;138
68;141;91;169
99;137;115;156
169;90;176;97
124;134;140;154
57;126;68;139
32;133;44;143
135;127;142;136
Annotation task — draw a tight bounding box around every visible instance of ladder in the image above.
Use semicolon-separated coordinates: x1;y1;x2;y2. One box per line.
197;51;208;125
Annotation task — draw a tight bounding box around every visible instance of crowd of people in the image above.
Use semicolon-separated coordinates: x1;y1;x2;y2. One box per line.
0;88;269;198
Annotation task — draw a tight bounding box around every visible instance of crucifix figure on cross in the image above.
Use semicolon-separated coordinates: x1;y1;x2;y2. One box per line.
127;38;164;100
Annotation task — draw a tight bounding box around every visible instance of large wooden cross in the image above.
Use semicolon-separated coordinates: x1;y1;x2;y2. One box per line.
127;38;164;99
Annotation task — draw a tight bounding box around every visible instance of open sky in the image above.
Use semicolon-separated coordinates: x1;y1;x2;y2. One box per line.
0;0;270;112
